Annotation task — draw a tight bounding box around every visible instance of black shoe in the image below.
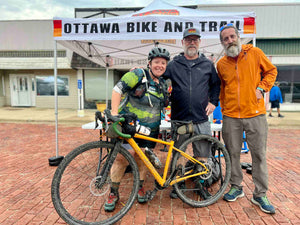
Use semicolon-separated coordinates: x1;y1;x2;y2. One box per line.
241;162;252;169
195;181;212;200
246;167;252;174
170;182;185;199
169;189;178;199
268;114;273;117
278;114;284;118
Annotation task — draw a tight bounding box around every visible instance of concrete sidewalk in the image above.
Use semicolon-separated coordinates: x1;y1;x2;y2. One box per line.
0;107;95;127
0;107;299;128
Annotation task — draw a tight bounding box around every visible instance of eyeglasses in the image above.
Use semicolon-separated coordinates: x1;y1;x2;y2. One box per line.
184;38;200;43
219;23;235;32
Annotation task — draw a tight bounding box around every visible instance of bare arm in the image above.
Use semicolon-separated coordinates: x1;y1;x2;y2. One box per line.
111;90;122;115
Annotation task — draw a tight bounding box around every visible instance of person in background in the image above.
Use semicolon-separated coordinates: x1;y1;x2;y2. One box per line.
269;81;284;118
104;47;170;212
217;24;277;214
213;102;222;124
164;27;221;199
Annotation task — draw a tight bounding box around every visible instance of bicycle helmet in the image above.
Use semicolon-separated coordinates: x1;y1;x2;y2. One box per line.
148;47;170;61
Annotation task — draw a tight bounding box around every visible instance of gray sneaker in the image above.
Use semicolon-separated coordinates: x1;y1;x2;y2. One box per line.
223;187;244;202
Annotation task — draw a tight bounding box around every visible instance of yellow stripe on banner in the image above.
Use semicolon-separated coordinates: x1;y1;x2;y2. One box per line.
244;24;256;34
53;28;62;37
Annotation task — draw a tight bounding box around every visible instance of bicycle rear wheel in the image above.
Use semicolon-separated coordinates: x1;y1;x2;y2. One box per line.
171;134;231;207
51;141;140;225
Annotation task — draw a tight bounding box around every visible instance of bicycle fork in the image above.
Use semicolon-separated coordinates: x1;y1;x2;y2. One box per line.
95;141;121;189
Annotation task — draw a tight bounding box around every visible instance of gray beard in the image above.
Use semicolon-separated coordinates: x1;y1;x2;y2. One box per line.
185;47;198;58
225;40;242;57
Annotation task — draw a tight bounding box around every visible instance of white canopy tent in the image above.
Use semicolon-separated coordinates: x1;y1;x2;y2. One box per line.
54;0;256;69
50;0;256;163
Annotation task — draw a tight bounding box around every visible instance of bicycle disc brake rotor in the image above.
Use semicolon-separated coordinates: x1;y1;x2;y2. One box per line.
199;162;213;180
89;176;111;196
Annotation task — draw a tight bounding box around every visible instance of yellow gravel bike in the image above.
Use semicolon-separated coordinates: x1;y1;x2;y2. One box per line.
51;109;231;225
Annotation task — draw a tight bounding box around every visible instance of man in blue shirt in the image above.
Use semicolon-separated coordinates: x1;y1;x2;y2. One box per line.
269;81;284;118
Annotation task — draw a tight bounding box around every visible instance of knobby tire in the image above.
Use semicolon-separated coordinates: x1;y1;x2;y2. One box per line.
171;134;231;207
51;141;140;225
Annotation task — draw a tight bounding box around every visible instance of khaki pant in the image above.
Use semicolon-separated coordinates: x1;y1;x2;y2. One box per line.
175;121;212;158
222;114;268;198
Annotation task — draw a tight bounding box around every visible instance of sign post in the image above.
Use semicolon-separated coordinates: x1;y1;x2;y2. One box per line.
77;79;84;117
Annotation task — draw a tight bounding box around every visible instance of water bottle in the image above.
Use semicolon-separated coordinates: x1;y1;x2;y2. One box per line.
165;106;171;121
136;121;151;136
145;147;162;169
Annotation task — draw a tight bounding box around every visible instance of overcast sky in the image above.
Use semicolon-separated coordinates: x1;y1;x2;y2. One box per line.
0;0;299;20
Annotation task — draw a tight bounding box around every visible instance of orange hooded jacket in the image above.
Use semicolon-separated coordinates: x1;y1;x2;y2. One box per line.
216;44;277;118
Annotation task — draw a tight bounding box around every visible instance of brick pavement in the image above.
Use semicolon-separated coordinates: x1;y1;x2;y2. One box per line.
0;122;300;225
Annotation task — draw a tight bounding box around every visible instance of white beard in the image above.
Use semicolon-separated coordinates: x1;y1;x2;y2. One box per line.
224;39;242;58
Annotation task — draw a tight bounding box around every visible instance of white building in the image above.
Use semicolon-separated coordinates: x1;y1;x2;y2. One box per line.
0;2;299;110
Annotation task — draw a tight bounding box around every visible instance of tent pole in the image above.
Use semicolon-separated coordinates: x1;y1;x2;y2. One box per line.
49;40;64;166
106;67;108;107
105;55;110;108
54;41;58;156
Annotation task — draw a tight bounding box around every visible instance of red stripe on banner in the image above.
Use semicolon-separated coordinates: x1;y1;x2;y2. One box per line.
53;20;62;29
53;20;62;37
244;17;255;26
133;9;179;16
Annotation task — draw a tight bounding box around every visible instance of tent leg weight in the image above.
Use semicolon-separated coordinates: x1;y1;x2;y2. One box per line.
49;156;64;166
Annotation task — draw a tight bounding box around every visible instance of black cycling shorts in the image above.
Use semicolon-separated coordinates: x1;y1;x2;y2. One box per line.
270;100;280;109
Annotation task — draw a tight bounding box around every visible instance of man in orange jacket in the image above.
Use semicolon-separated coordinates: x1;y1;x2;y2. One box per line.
217;24;277;214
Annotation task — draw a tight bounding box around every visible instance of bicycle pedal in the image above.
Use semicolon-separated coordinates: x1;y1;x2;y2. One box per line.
146;189;157;201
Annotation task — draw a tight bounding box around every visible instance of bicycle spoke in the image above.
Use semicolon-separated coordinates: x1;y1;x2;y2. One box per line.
51;141;139;225
171;135;231;207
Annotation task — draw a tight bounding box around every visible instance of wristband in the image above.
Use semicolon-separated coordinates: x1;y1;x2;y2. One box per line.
256;87;264;93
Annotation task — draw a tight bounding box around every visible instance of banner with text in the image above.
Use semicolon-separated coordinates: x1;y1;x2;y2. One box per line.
53;15;255;40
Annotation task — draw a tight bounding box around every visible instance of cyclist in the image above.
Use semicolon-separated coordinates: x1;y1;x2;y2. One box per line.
104;47;170;212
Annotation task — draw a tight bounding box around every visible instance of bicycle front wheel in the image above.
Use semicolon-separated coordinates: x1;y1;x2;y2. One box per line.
171;134;231;207
51;141;140;225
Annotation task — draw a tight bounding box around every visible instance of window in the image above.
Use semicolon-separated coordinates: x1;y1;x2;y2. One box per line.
83;70;115;109
36;76;69;96
277;66;300;103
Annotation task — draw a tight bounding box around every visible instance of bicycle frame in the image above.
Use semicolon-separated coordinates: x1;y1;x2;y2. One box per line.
124;133;209;188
